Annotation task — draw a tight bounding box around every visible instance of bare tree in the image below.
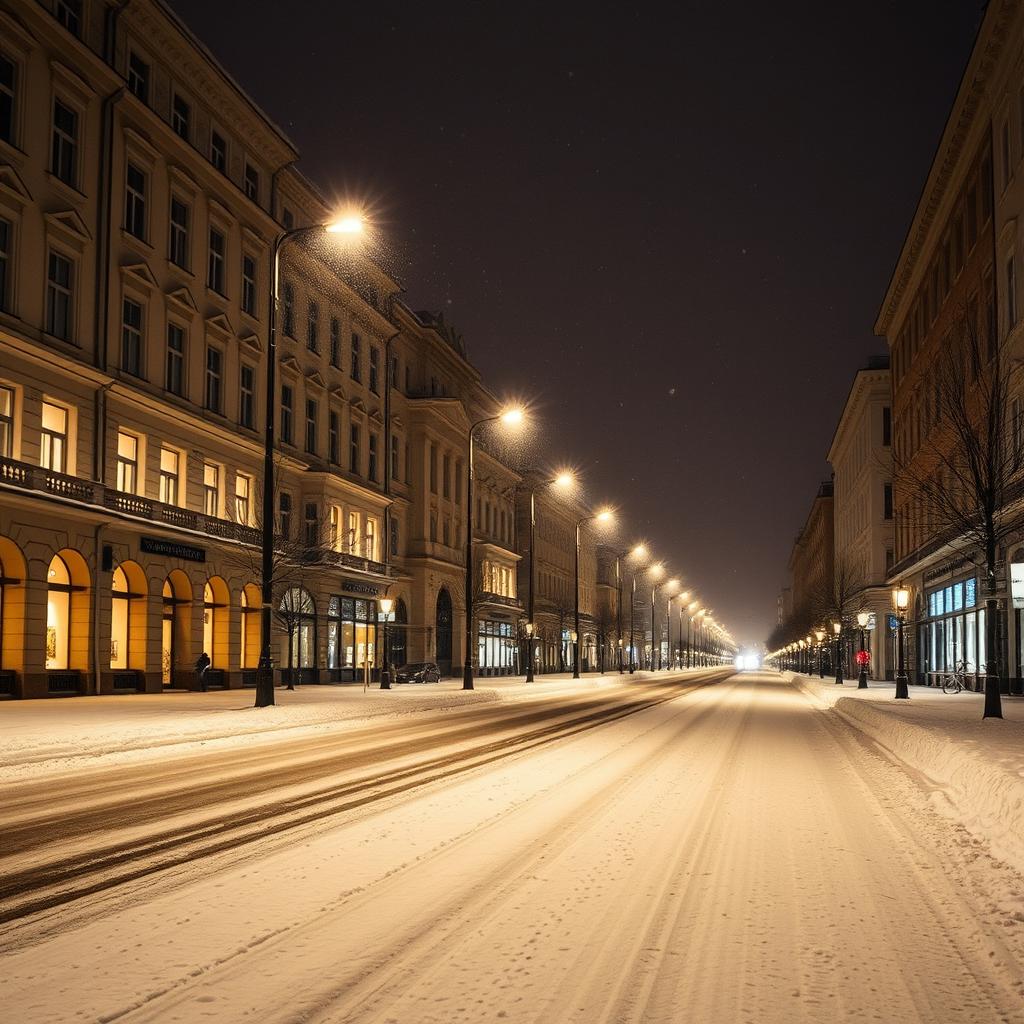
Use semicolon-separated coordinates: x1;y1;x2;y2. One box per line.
894;309;1013;718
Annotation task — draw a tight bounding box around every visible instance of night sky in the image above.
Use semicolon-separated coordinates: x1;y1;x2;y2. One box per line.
169;0;983;645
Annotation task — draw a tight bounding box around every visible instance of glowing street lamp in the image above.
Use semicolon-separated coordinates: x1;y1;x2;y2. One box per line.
648;563;665;671
626;544;651;673
856;610;870;689
893;584;911;699
255;212;366;709
463;405;526;690
572;506;615;678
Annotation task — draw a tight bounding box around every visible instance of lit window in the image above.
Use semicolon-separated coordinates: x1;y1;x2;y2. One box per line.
203;462;220;517
0;384;15;458
235;473;251;525
116;431;138;493
40;401;68;473
159;447;179;505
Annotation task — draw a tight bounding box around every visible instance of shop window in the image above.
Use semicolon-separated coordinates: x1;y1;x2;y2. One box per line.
327;595;377;675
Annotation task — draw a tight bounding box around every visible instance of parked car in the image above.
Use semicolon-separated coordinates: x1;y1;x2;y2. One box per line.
394;662;441;684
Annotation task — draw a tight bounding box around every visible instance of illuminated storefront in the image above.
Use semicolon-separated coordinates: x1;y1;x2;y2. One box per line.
327;595;378;681
918;574;984;682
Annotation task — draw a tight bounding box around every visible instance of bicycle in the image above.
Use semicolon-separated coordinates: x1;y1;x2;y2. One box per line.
941;660;969;694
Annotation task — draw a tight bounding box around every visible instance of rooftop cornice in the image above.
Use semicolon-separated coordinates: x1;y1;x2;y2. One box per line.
875;0;1018;338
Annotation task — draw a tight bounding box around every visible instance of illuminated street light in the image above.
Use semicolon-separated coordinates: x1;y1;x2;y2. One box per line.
256;212;367;709
573;505;616;677
893;584;911;699
464;405;527;690
856;610;870;688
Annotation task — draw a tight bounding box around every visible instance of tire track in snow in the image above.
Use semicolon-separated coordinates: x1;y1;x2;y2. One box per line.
96;675;740;1024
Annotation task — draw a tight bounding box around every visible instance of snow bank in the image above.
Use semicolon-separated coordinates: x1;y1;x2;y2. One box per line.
788;672;1024;873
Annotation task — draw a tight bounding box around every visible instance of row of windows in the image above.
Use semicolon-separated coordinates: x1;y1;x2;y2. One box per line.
892;156;992;388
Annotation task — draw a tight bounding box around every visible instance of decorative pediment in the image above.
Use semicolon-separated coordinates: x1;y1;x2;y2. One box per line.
120;261;158;290
44;208;92;245
239;330;262;353
123;126;159;162
205;312;235;338
350;398;366;415
367;408;384;425
208;196;235;226
391;414;405;431
329;385;347;402
166;285;198;314
280;355;300;375
305;370;326;390
167;163;200;197
0;164;32;207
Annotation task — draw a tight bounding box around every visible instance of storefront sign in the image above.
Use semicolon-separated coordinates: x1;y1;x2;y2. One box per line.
140;536;206;563
1011;562;1024;609
343;578;382;596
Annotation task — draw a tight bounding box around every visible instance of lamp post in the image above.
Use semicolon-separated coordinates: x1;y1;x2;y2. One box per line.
663;580;681;672
832;620;843;684
379;596;394;689
648;563;665;670
572;508;614;679
463;407;525;690
856;610;869;689
616;555;624;673
689;605;704;668
893;584;910;699
814;628;825;677
255;215;364;709
625;544;649;673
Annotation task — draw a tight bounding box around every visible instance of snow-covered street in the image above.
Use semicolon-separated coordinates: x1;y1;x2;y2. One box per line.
3;671;1024;1023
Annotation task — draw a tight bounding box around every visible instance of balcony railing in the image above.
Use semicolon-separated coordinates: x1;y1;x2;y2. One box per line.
0;455;262;549
478;591;522;610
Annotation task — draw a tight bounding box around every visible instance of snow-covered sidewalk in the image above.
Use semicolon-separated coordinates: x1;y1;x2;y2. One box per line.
790;670;1024;872
0;669;698;777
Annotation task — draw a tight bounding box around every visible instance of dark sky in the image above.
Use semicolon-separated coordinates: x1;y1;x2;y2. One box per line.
169;0;983;645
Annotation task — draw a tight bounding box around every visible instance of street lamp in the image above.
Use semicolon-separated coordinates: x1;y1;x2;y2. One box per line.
648;563;665;670
663;579;681;671
255;214;366;709
572;508;615;678
832;620;843;685
673;589;690;670
626;544;650;673
856;610;870;689
814;628;825;678
464;406;526;690
379;596;394;689
893;584;910;699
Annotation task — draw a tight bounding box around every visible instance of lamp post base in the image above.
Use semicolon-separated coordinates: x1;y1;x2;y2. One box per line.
462;665;474;690
895;673;910;699
857;669;868;689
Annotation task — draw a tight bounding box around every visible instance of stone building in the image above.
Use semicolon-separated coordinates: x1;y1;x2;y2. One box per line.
786;481;834;627
827;359;894;680
874;0;1024;691
0;0;519;697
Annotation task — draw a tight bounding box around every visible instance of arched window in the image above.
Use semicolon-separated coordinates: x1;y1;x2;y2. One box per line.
162;571;192;686
0;536;26;678
279;587;316;678
110;561;146;670
46;554;71;669
203;577;229;667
